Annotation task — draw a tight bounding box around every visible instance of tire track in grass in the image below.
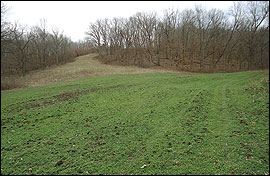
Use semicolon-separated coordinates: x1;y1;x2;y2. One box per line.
174;88;214;174
110;85;205;174
192;72;261;174
190;71;267;175
223;76;269;175
169;86;235;174
168;76;240;174
197;87;236;175
136;87;211;174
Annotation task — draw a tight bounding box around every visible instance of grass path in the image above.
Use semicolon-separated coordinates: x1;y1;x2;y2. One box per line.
7;53;177;89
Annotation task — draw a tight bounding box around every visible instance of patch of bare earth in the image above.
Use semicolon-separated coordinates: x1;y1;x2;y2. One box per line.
4;84;135;115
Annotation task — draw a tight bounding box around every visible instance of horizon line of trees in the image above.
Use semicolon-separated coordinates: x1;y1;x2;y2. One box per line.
1;3;94;77
86;1;269;72
1;1;269;78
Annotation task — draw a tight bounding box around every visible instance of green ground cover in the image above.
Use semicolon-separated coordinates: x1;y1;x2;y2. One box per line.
1;70;269;175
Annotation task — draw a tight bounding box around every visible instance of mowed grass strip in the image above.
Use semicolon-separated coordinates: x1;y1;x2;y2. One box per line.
1;70;269;175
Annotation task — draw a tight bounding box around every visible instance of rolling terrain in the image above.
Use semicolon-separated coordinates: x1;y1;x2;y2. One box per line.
1;54;269;175
3;53;177;90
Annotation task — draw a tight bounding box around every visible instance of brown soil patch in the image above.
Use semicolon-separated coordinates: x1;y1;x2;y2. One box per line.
6;84;135;113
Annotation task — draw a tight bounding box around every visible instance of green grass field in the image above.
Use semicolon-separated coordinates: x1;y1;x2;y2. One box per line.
1;70;269;175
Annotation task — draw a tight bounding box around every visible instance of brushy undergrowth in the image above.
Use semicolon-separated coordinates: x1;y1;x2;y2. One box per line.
1;70;269;175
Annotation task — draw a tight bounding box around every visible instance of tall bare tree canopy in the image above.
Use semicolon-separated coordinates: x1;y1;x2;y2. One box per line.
86;1;269;72
1;3;93;77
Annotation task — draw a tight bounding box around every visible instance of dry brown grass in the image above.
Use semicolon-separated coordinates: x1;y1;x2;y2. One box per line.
2;54;180;90
1;76;25;90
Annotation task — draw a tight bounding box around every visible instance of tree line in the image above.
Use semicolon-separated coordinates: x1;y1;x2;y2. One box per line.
85;1;269;72
1;3;93;77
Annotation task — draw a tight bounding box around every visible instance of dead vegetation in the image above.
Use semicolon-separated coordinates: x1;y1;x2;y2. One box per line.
1;54;177;90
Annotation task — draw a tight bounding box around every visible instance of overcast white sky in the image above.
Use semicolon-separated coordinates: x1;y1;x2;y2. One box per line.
2;1;234;42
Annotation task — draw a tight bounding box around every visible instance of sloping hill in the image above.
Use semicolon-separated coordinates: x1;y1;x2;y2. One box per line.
4;53;180;90
1;69;269;175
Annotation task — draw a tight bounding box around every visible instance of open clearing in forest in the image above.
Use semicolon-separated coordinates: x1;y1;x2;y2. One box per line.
1;56;269;174
7;53;178;89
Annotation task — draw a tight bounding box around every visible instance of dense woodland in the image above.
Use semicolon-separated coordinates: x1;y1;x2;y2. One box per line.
86;1;269;72
1;3;93;78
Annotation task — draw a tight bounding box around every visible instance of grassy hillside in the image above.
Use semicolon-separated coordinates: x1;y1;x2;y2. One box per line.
1;69;269;175
2;53;176;90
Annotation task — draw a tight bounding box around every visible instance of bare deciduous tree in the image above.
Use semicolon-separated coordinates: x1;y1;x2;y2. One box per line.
85;2;269;72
